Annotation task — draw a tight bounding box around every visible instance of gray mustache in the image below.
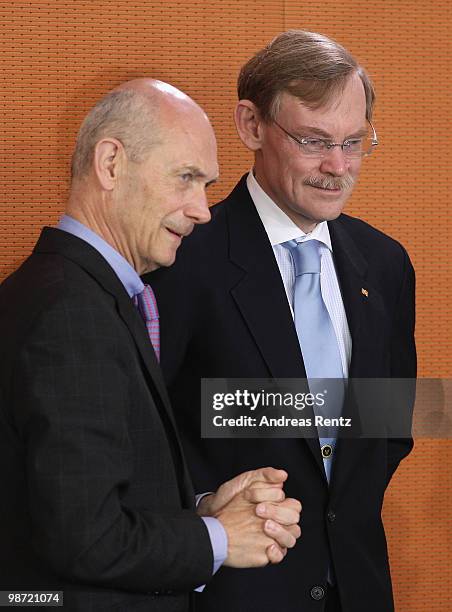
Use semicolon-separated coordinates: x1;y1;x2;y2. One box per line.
304;174;355;190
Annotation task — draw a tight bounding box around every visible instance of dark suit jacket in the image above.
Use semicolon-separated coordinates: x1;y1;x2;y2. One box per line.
148;176;416;612
0;228;213;612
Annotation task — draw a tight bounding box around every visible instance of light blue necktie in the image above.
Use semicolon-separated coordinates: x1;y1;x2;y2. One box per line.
282;239;344;482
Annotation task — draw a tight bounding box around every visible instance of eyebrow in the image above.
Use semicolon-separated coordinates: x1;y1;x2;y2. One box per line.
294;125;368;139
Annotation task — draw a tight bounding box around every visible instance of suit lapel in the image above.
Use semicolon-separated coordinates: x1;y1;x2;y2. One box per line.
329;218;368;374
115;291;195;505
329;218;387;379
328;218;388;493
225;179;326;477
116;291;173;412
226;179;306;378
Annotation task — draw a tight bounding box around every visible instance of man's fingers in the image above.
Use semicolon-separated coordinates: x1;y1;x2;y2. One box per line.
246;479;285;490
264;520;299;548
244;486;285;503
244;467;288;488
286;523;302;539
218;467;287;503
280;497;302;512
208;467;289;516
255;498;302;525
266;543;287;564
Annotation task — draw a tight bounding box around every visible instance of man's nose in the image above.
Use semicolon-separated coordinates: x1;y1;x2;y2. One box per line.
319;145;350;176
185;190;211;225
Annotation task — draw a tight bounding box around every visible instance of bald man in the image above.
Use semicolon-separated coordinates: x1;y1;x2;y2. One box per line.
0;80;301;612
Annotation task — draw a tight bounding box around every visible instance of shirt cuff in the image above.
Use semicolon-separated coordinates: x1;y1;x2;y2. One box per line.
194;516;228;592
201;516;228;574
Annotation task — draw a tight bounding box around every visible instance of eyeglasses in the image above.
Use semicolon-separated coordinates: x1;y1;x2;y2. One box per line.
273;119;378;158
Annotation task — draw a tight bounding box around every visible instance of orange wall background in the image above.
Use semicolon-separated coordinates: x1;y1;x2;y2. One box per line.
1;1;451;609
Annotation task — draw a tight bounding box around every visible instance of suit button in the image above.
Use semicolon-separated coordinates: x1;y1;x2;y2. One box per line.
310;586;325;600
321;444;333;458
327;510;336;523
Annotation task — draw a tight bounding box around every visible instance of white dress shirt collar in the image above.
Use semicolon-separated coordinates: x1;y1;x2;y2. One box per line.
246;170;332;250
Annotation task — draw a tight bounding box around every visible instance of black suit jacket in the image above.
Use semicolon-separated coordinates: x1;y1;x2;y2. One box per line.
148;176;416;612
0;228;213;612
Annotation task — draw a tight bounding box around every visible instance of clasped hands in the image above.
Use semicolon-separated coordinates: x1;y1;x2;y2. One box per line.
197;467;301;567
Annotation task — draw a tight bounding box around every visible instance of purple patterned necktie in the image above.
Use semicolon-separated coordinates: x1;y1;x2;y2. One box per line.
133;284;160;361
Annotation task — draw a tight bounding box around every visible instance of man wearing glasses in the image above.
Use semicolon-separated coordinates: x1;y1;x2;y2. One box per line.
149;30;416;612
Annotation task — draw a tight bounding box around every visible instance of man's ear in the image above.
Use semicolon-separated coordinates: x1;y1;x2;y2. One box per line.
93;137;125;191
234;100;265;151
